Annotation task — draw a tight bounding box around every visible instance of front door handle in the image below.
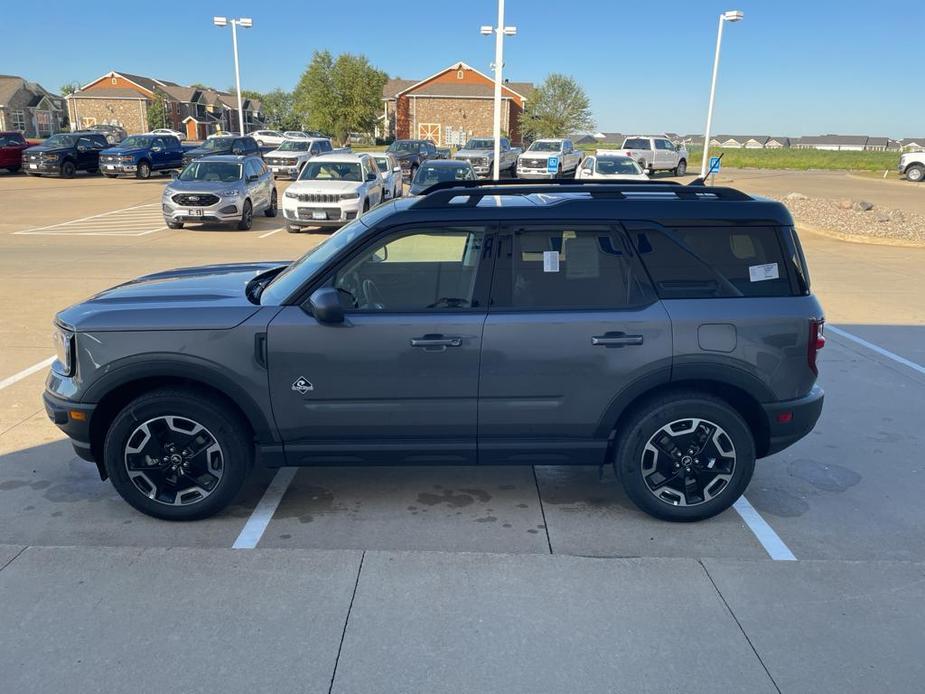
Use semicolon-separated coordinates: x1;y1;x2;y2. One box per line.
591;333;644;347
410;335;463;349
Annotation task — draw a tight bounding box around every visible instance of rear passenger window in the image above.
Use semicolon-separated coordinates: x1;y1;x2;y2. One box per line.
493;226;655;310
629;224;792;298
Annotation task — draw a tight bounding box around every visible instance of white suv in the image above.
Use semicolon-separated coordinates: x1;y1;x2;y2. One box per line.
282;152;383;232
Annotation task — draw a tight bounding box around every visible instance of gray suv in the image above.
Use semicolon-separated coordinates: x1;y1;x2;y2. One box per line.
162;155;277;230
45;179;824;522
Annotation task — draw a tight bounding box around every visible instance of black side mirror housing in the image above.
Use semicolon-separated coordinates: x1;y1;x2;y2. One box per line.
307;287;344;324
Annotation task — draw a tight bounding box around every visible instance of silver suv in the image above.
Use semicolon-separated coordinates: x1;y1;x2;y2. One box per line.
46;179;824;522
162;155;277;230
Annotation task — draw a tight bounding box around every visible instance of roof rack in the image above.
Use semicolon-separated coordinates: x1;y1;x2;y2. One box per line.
412;178;751;208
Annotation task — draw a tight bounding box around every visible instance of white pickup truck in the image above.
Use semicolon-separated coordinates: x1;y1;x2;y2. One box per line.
454;137;521;177
899;151;925;182
516;138;583;179
620;136;688;176
264;137;348;180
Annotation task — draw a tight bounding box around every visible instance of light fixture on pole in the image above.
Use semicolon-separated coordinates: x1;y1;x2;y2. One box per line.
699;9;743;179
481;0;517;180
213;16;253;135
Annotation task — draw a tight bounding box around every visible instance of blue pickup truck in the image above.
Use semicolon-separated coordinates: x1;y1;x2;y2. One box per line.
99;134;184;179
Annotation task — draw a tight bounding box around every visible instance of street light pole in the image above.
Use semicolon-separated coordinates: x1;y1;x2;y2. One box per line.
700;10;743;179
481;1;516;180
214;16;253;135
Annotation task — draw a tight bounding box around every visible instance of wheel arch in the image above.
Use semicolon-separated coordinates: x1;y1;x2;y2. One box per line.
600;377;771;458
84;361;276;466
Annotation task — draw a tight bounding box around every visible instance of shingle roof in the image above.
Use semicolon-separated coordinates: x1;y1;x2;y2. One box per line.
157;84;200;102
796;134;869;146
901;137;925;145
0;75;25;105
383;76;533;100
383;79;417;99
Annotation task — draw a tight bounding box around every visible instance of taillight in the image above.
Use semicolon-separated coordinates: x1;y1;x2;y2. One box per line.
808;319;825;375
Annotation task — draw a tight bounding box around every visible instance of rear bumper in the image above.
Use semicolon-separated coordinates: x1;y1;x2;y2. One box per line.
43;391;96;462
760;385;824;457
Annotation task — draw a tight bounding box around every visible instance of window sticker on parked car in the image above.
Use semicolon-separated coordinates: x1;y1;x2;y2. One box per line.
565;237;601;279
749;263;780;282
543;250;560;273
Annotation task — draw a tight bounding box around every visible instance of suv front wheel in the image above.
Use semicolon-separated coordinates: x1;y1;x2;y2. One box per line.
103;388;251;520
614;392;755;522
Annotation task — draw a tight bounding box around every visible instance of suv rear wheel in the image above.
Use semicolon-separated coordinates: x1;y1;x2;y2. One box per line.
103;389;250;520
614;392;755;522
675;159;687;176
136;160;151;179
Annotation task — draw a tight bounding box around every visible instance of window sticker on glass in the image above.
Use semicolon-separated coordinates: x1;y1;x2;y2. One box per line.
749;263;779;282
543;250;560;273
565;237;601;279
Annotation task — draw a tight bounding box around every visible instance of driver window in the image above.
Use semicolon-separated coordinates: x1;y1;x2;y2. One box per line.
332;227;488;312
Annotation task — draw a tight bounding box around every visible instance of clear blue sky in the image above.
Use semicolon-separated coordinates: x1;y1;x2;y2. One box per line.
5;0;923;137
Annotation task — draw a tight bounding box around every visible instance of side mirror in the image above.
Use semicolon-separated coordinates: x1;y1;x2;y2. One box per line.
307;287;344;324
247;174;259;182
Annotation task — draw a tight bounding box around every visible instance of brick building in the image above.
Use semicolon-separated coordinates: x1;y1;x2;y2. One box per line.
381;62;532;146
66;71;264;138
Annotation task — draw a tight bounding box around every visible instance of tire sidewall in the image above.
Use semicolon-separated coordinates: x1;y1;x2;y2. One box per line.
238;199;253;230
61;160;76;178
616;397;755;522
103;391;250;520
908;165;924;182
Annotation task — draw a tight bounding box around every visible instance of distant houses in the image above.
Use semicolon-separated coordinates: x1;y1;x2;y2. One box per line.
569;132;905;151
0;75;66;137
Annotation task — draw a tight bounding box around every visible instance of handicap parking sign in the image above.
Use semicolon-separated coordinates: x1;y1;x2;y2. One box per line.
547;156;559;174
709;156;721;174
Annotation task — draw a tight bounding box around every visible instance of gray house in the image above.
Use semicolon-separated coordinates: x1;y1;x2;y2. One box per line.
0;75;66;137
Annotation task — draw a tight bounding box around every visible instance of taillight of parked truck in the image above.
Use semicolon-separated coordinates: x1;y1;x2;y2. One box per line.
808;319;826;375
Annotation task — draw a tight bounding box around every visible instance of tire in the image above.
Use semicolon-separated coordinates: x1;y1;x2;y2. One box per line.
287;224;301;233
104;174;118;179
256;140;265;147
166;220;184;229
136;160;151;179
60;160;76;179
614;392;755;522
264;188;277;217
237;199;253;230
102;388;251;520
906;164;925;183
409;164;418;182
675;159;687;177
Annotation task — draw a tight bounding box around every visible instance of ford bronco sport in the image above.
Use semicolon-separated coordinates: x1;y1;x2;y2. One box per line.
45;179;824;522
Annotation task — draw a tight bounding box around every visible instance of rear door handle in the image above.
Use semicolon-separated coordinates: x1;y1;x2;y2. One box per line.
410;335;463;348
591;334;644;347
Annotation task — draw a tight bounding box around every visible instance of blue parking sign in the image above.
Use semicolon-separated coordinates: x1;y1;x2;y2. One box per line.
709;156;721;174
547;156;559;174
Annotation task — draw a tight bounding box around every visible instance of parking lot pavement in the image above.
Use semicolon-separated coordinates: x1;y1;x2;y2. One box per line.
0;546;363;694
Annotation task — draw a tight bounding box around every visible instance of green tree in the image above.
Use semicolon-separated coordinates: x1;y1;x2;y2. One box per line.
60;82;80;96
293;50;387;143
258;89;299;131
522;74;594;140
146;95;168;130
190;82;216;91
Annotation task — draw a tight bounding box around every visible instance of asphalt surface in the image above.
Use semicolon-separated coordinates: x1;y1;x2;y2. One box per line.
1;169;924;692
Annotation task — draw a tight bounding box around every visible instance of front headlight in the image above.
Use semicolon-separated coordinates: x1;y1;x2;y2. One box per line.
285;191;299;199
42;153;60;161
52;327;75;376
340;192;360;200
220;189;240;198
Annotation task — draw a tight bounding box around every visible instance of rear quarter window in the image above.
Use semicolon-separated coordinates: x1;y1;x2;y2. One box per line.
630;225;793;298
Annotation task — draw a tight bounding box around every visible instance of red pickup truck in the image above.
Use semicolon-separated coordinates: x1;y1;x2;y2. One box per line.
0;131;31;173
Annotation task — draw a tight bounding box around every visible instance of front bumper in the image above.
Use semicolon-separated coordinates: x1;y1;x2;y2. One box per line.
517;168;557;179
100;161;137;174
760;385;824;457
282;198;361;227
23;160;62;174
162;196;242;224
269;162;301;179
43;390;96;462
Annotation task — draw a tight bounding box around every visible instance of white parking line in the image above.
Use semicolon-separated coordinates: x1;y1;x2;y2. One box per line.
14;203;167;237
0;356;55;391
258;228;284;239
232;467;297;549
827;325;925;376
734;496;797;560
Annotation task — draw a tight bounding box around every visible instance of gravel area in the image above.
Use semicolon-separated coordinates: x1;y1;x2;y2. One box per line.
770;192;925;246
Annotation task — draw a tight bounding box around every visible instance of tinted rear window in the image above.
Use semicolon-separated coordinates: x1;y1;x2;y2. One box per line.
623;138;649;149
630;225;792;298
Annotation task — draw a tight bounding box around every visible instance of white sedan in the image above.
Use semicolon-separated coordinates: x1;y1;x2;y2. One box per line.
149;128;186;142
575;152;649;180
371;153;403;199
251;130;286;147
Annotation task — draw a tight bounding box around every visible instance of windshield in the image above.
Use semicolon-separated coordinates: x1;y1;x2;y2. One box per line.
200;137;234;151
43;134;77;148
278;140;310;152
261;217;369;304
596;157;641;175
413;164;471;186
299;161;362;182
387;141;419;153
527;141;562;152
118;136;154;148
463;139;493;150
178;161;242;183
